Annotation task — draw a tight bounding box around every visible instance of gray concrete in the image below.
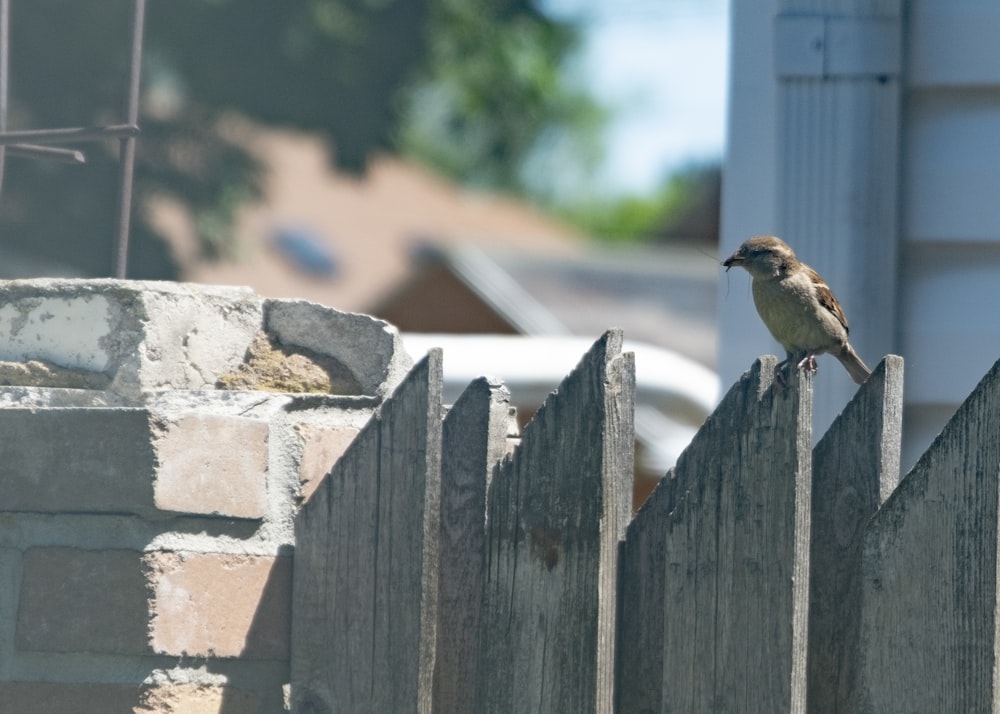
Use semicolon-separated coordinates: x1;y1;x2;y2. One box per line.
0;280;411;401
265;298;412;399
0;279;262;397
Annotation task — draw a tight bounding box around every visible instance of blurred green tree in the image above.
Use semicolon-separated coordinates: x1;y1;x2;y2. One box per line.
561;161;721;245
0;0;599;278
397;0;605;197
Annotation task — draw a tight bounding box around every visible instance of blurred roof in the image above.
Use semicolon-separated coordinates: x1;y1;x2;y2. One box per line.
491;245;718;368
376;243;718;369
159;126;586;313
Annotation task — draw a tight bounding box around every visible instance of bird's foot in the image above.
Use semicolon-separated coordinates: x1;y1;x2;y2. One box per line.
774;353;815;387
796;353;818;375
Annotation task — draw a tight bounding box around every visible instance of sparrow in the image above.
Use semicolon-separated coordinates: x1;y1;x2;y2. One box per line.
722;235;871;384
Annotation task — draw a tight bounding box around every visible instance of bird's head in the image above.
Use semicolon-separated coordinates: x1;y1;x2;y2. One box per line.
722;235;796;279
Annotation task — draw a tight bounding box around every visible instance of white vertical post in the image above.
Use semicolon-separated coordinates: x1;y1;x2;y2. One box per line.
773;2;902;432
718;0;782;387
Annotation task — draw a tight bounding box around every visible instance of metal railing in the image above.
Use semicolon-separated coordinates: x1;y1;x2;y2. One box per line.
0;0;146;278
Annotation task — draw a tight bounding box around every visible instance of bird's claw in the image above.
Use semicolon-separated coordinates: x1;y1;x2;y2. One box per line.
774;353;817;387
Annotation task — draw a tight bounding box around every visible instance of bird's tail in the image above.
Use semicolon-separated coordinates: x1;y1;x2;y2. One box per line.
837;344;871;384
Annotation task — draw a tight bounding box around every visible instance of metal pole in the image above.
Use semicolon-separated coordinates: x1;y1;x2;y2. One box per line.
7;144;86;164
0;124;139;145
113;0;146;279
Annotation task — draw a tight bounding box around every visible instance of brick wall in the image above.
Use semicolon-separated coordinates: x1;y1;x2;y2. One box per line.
0;280;411;713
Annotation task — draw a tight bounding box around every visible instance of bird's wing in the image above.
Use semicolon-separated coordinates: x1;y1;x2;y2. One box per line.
806;266;850;333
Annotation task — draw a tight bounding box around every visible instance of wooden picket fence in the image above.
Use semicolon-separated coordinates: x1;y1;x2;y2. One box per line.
290;329;1000;713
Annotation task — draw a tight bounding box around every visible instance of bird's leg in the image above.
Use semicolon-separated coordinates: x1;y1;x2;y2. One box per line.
774;351;798;387
773;359;787;386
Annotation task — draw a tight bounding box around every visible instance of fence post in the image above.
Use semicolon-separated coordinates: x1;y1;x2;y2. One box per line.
290;351;444;714
807;356;903;713
473;330;635;714
617;356;812;713
433;376;512;713
859;358;1000;712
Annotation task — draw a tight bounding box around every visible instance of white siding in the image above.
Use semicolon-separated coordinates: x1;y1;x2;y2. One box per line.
899;243;1000;403
899;0;1000;467
908;1;1000;86
904;94;1000;242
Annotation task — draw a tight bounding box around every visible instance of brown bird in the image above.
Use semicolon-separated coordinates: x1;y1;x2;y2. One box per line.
722;235;871;384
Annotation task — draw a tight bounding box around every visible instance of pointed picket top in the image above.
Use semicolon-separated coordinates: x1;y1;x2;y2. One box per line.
618;355;813;714
474;330;634;714
860;357;1000;712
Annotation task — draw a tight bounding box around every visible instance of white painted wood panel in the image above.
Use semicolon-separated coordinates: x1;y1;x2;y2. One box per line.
903;93;1000;242
898;243;1000;403
908;1;1000;87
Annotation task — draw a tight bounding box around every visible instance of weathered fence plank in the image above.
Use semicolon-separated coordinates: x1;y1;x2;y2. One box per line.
859;358;1000;713
617;357;813;713
617;355;774;712
807;356;903;713
433;376;512;713
474;330;635;714
291;351;444;714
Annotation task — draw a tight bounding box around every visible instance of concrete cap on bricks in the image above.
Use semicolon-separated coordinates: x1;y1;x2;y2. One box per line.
0;279;411;400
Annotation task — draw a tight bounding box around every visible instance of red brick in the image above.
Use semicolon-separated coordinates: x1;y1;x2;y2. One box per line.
146;552;291;659
16;548;149;655
0;409;270;519
295;424;359;501
0;682;140;714
0;409;155;514
153;414;269;518
135;683;261;713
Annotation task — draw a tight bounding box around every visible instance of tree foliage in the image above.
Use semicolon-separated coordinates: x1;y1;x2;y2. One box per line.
561;162;721;245
397;0;605;197
0;0;597;277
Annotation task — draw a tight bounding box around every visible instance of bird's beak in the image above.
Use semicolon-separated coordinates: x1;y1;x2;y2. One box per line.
722;252;743;272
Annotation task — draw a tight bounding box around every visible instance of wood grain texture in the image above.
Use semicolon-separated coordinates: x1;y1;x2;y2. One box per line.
473;330;634;714
618;356;774;713
433;376;512;713
290;351;443;714
859;357;1000;713
807;355;903;714
618;356;813;713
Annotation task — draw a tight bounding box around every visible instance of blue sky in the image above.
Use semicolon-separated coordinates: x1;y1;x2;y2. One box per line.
544;0;729;195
